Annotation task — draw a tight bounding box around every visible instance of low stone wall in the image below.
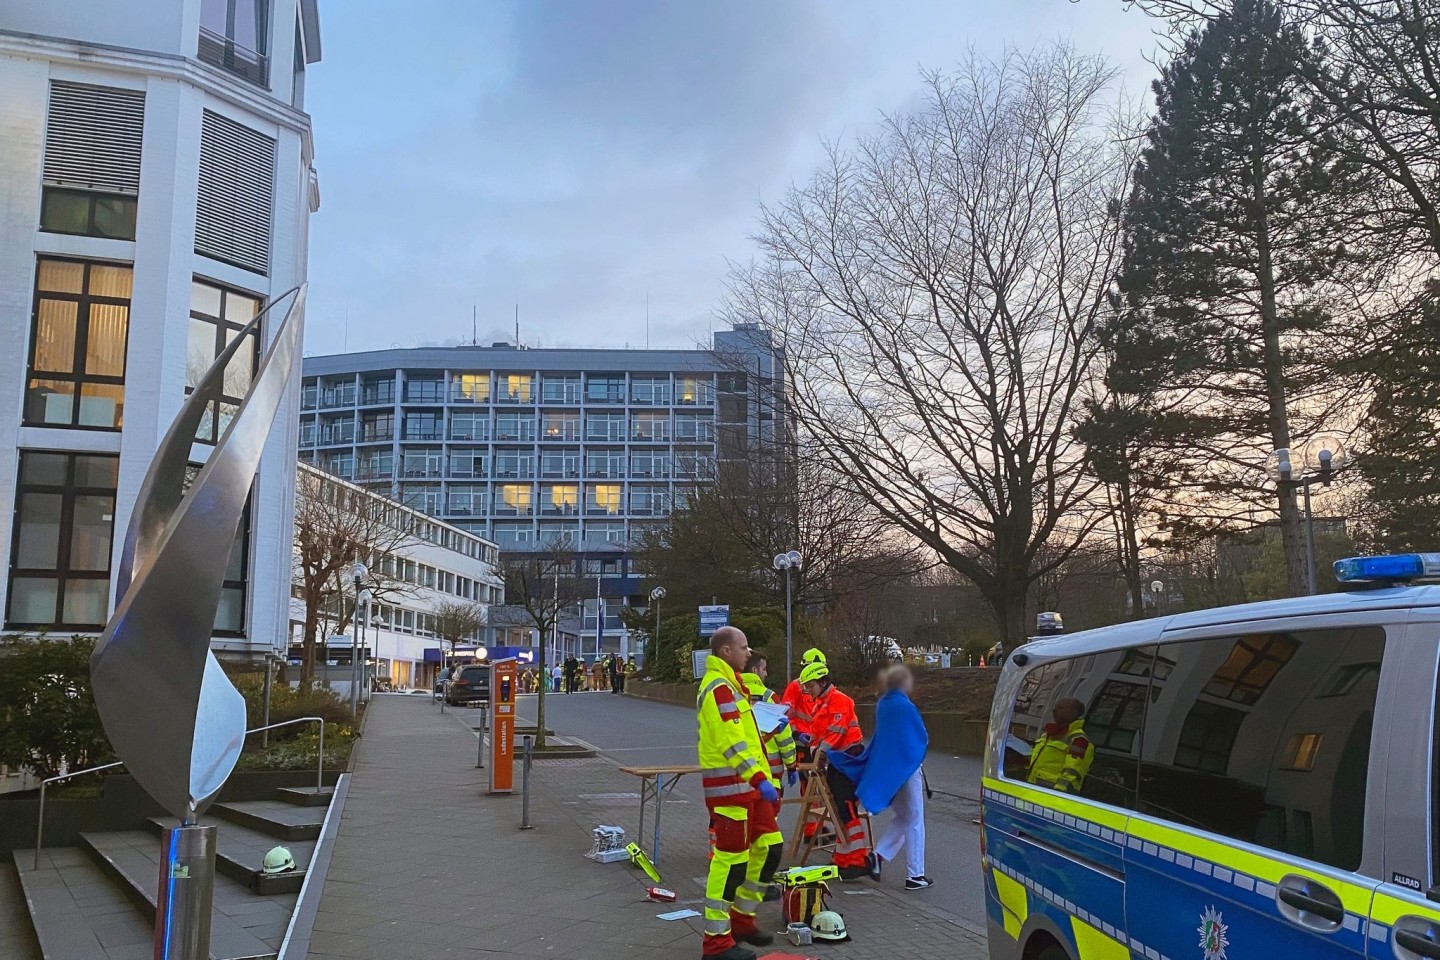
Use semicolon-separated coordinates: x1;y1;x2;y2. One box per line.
625;678;699;706
629;680;991;757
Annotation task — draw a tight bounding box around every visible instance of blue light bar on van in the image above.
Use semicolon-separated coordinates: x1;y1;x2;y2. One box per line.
1333;553;1440;583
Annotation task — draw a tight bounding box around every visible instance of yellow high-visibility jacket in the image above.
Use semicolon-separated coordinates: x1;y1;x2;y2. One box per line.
740;672;798;786
697;656;770;808
1027;718;1094;793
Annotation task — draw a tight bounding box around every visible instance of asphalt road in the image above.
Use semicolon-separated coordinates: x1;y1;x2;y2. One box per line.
516;689;990;933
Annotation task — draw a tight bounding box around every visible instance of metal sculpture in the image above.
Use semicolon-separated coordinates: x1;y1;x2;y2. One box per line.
89;284;306;958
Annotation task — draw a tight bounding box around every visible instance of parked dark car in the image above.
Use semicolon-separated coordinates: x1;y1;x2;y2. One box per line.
445;664;491;706
433;666;456;701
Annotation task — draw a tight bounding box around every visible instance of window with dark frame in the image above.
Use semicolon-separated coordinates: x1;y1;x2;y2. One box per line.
187;279;260;444
199;0;271;85
25;258;132;430
41;187;138;240
1086;679;1149;752
7;452;119;631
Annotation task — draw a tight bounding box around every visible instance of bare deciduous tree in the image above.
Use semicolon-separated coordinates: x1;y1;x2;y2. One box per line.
725;47;1136;646
501;542;590;747
293;465;417;685
433;599;489;663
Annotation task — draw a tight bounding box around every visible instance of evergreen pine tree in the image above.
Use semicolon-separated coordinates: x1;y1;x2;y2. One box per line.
1104;0;1379;595
1359;291;1440;550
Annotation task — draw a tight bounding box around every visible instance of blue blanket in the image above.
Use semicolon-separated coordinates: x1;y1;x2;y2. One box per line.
827;689;928;814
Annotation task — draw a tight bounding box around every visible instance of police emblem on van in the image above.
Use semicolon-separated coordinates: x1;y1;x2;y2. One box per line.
1198;906;1229;960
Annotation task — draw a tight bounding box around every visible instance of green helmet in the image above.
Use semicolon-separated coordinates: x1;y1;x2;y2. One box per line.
801;648;827;666
262;846;296;874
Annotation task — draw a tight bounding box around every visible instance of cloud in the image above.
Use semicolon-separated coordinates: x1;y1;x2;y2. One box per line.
302;0;1160;357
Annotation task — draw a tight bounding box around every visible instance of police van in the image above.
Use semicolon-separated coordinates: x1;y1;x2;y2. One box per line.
983;554;1440;960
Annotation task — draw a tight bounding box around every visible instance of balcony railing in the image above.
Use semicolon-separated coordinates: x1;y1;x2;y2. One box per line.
198;27;269;86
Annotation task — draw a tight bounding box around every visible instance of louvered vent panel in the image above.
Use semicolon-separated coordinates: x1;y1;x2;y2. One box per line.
196;109;274;274
43;81;145;194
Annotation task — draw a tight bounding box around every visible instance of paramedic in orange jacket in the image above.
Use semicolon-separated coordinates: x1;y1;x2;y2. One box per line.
802;661;870;878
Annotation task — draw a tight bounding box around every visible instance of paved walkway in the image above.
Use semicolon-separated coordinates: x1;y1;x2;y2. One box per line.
306;693;989;960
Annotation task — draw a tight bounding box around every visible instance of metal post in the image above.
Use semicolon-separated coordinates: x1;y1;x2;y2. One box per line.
784;568;794;685
33;781;47;871
1303;480;1317;596
476;703;487;769
520;735;534;830
154;822;217;960
359;606;368;704
261;659;273;748
317;720;325;793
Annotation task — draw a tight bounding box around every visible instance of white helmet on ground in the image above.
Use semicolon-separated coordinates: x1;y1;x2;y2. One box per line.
811;910;849;942
262;846;296;874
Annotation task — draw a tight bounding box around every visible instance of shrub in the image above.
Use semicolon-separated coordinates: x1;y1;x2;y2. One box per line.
235;726;356;772
229;671;355;741
0;634;115;781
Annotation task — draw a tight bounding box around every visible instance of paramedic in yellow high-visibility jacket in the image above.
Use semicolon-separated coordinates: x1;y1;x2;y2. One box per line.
697;627;780;960
1026;697;1094;793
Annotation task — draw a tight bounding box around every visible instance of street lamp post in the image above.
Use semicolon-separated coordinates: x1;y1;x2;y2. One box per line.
1150;580;1164;615
1266;436;1346;596
349;560;367;714
773;550;802;684
358;587;372;700
648;586;666;670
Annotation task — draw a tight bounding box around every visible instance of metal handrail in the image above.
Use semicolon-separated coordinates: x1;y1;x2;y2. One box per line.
33;716;326;870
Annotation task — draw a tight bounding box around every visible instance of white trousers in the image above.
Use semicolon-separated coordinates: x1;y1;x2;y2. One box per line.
875;768;926;878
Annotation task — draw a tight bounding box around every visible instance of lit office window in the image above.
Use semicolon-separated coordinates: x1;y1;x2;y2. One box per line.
188;280;260;443
451;373;490;403
7;452;119;630
498;374;533;403
586;484;622;515
542;484;580;515
497;484;534;515
25;259;132;430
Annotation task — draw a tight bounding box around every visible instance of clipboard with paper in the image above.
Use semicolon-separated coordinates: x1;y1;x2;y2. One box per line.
750;701;791;734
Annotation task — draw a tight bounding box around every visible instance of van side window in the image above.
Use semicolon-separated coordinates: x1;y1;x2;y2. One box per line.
1002;651;1147;811
1138;627;1384;871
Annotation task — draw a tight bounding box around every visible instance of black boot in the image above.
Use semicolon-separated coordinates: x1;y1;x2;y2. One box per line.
735;929;774;947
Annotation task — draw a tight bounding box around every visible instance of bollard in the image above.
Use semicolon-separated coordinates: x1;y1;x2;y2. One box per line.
475;704;487;769
520;735;534;830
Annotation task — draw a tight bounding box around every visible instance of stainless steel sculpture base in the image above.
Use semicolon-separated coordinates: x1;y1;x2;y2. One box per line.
153;823;216;960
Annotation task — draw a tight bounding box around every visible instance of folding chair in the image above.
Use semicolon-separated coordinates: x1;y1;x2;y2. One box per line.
787;761;873;865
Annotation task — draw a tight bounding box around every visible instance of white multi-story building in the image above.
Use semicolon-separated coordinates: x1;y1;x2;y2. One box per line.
286;463;505;692
299;326;788;659
0;1;321;662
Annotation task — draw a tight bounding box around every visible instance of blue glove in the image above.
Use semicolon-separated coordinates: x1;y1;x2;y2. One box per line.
787;769;799;788
757;781;780;803
795;733;811;746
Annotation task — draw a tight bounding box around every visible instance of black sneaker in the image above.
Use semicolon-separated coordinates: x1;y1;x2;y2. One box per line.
866;852;883;881
838;865;869;881
905;875;934;890
735;929;774;947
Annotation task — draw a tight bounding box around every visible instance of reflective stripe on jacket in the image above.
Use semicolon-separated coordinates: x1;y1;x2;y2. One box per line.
1026;718;1094;793
697;656;769;804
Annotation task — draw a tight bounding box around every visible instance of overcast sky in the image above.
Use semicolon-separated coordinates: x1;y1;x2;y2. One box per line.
301;0;1164;357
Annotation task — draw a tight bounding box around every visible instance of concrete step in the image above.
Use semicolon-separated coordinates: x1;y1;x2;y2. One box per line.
274;786;332;808
79;831;292;960
0;861;41;960
144;818;314;896
12;848;148;960
209;800;325;842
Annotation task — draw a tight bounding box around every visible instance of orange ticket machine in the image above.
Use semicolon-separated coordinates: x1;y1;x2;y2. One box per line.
488;658;517;794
